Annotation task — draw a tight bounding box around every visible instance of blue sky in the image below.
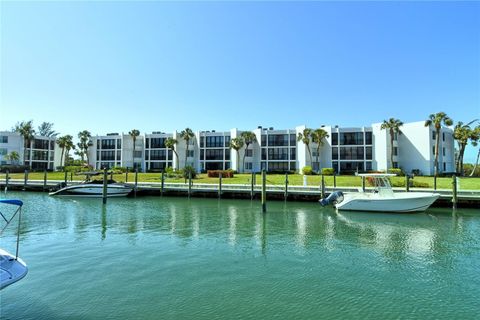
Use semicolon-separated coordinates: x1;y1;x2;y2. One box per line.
1;1;479;161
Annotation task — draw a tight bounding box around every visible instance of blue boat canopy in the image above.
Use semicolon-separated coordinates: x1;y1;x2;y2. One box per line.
0;199;23;207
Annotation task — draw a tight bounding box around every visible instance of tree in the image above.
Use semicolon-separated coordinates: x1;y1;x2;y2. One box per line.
38;122;57;137
180;128;195;168
129;129;140;169
229;137;245;172
380;118;404;169
77;130;92;164
14;120;35;168
165;137;179;169
425;112;453;176
453;120;478;175
469;125;480;176
297;128;313;166
4;151;20;165
311;128;329;172
240;131;257;172
57;135;74;167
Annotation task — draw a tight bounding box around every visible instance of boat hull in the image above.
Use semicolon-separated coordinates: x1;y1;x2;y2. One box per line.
0;248;28;290
335;192;440;213
49;184;133;197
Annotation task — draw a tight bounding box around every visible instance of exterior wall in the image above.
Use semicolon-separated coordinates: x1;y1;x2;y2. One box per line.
144;132;173;171
330;126;373;173
198;131;231;172
0;132;23;165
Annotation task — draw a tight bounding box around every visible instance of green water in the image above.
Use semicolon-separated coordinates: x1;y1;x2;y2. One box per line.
1;192;479;319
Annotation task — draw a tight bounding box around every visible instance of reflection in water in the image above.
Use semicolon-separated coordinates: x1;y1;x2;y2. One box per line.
228;206;237;246
101;205;107;241
295;210;307;249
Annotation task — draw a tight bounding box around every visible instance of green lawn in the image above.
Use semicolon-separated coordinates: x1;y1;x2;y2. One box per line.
2;172;479;190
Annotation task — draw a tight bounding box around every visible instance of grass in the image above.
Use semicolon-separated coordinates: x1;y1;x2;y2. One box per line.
1;172;479;190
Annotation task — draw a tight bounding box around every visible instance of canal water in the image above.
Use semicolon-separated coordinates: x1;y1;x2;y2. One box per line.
1;192;479;319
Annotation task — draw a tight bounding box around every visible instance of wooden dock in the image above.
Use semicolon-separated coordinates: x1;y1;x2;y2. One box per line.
1;178;479;208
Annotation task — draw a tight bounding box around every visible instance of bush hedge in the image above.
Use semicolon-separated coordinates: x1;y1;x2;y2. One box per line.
322;168;335;175
207;170;234;178
302;166;314;175
387;168;404;176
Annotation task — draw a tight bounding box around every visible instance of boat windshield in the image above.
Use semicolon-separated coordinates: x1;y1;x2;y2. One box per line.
373;177;394;196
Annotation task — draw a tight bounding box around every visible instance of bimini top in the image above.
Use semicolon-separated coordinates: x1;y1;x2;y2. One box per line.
0;199;23;207
356;173;397;177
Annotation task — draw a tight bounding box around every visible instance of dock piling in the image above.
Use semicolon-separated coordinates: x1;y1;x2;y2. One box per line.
261;170;266;213
110;171;113;181
218;172;222;198
405;175;410;192
250;171;255;200
64;171;68;185
284;172;288;201
362;176;366;192
434;175;437;190
333;173;337;188
160;170;164;196
70;172;73;182
188;171;192;198
102;168;108;204
23;170;28;190
452;175;457;210
321;174;325;199
134;168;138;197
5;170;9;191
43;170;47;191
125;170;128;183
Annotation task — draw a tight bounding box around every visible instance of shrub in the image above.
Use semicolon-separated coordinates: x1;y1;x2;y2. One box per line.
112;166;127;173
412;180;430;188
302;166;313;175
387;168;404;176
181;165;197;179
0;165;30;173
322;168;335;175
207;170;234;178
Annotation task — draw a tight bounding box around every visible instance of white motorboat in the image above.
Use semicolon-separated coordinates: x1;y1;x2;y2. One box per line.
320;174;440;213
1;199;28;290
49;172;133;198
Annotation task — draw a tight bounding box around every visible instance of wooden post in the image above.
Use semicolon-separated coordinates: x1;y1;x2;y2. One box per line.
64;171;68;184
333;173;337;188
110;171;113;181
218;172;222;198
125;170;128;183
102;168;108;204
160;170;165;196
5;170;9;190
261;170;266;213
23;170;28;190
405;175;410;192
70;172;73;182
251;171;255;200
434;175;437;190
134;168;138;197
284;172;288;201
188;170;192;198
43;170;47;191
452;175;457;210
362;176;366;192
321;174;325;199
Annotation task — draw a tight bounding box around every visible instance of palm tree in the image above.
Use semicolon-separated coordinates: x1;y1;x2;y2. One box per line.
453;120;478;175
469;125;480;176
15;120;35;167
229;137;245;172
425;112;453;176
129;129;140;169
165;137;179;169
4;151;20;165
297;128;313;166
180;128;195;168
38;122;57;137
240;131;257;172
311;128;329;172
63;135;75;167
380;118;404;169
77;130;92;164
56;136;68;168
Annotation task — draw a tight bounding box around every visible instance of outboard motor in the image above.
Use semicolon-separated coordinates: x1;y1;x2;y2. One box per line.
319;191;344;206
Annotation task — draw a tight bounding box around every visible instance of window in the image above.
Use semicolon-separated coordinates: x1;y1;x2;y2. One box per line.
101;151;116;161
443;162;446;171
117;139;121;149
340;161;364;172
245;162;252;170
0;148;7;156
134;151;142;158
261;148;267;160
339;147;364;160
332;133;338;145
267;148;289;160
205;149;223;160
393;147;398;156
246;149;253;157
268;134;289;147
393;132;398;141
187;150;194;157
101;139;116;149
432;131;436;140
442;148;445;156
432;146;435;155
149;138;167;148
332;147;338;159
366;147;372;160
366;161;372;171
290;162;296;171
442;132;445;141
33;139;49;150
290;134;296;146
0;136;8;143
205;162;224;170
340;132;364;145
268;162;289;172
225;136;230;147
290;148;296;160
150;150;167;160
393;162;398;168
261;135;267;146
365;132;372;145
205;136;224;148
